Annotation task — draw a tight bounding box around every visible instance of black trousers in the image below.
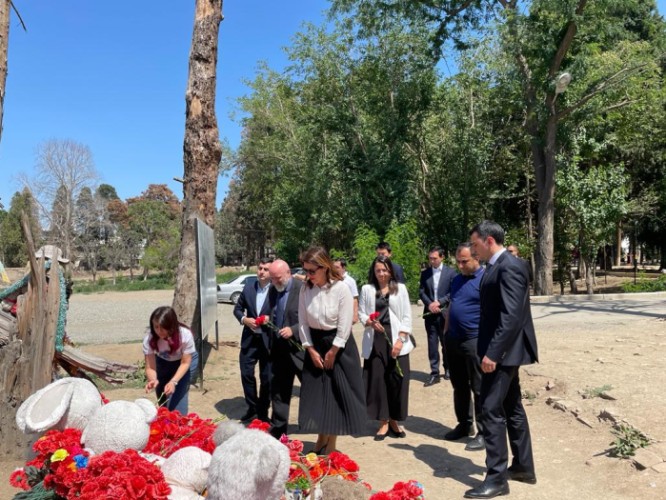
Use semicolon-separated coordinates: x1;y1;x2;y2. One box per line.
445;335;482;432
239;333;271;419
425;314;448;375
269;344;302;438
479;365;535;484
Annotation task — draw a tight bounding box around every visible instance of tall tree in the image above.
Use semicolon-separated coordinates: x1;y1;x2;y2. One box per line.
19;139;99;260
332;0;665;294
172;0;223;327
0;189;40;267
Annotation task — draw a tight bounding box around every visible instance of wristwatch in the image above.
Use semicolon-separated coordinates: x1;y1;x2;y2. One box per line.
399;335;409;343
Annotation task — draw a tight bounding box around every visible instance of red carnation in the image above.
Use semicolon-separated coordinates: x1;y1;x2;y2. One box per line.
369;312;380;321
255;315;268;326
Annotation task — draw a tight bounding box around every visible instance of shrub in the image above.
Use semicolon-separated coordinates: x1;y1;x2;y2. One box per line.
622;273;666;293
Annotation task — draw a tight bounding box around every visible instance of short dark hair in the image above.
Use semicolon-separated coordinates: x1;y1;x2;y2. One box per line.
334;258;347;268
259;257;273;265
428;246;444;257
456;242;472;253
470;220;505;245
376;241;392;253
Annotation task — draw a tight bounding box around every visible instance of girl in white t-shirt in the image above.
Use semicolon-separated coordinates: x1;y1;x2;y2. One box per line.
143;306;196;414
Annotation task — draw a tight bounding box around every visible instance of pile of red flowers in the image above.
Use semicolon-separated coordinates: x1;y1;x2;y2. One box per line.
143;406;217;457
369;480;425;499
10;428;91;497
66;449;171;499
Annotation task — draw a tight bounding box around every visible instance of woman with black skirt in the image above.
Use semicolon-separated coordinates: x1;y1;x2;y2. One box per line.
298;246;366;455
359;255;413;440
143;306;195;414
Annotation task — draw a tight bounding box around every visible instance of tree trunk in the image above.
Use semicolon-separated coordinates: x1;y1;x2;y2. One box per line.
0;215;59;458
532;118;557;296
172;0;223;327
615;223;622;267
584;256;594;295
0;0;10;145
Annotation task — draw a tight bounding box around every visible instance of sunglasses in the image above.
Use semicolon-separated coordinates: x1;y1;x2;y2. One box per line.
303;266;322;275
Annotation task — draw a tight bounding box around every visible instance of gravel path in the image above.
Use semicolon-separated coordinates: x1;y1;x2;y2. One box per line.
66;290;241;344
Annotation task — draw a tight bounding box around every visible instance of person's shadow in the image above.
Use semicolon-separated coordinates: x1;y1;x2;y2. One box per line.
213;397;246;419
404;414;452;440
389;442;486;488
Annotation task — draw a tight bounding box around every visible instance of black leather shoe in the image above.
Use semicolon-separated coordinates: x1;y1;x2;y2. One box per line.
465;433;486;451
374;431;389;441
240;410;257;423
389;426;407;438
444;424;474;441
442;370;451;380
424;375;441;387
508;468;537;484
464;482;509;498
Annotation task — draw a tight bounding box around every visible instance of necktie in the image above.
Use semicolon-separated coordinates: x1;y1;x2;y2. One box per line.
275;290;286;327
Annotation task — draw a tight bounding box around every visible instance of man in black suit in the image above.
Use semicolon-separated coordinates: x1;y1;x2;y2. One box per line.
465;221;539;499
419;246;456;386
266;259;304;439
375;242;406;283
233;258;273;423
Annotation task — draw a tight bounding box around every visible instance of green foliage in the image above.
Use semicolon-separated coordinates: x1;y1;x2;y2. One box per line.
73;273;175;294
0;189;41;267
609;424;650;458
385;219;425;300
622;273;666;293
345;225;380;286
582;384;613;399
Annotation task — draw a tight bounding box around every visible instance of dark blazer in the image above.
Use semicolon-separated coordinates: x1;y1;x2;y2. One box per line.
233;279;273;351
268;279;303;350
419;265;456;316
478;251;538;366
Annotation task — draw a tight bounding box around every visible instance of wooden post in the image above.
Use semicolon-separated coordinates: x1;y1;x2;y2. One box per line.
0;214;59;458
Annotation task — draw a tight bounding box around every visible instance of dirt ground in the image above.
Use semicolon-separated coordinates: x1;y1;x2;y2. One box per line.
2;290;666;499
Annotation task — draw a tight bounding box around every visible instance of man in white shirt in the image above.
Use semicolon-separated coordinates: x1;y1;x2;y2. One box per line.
233;258;273;423
333;258;359;324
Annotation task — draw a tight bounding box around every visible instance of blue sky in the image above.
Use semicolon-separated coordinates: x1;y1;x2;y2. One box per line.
1;0;665;211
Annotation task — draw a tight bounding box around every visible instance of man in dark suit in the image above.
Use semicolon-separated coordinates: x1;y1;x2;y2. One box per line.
233;258;273;423
465;221;539;499
266;259;304;439
419;246;456;387
375;242;405;283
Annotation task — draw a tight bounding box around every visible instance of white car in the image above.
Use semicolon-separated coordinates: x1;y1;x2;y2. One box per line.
216;274;257;304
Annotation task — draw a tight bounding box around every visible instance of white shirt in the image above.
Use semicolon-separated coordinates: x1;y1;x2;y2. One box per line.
488;248;507;266
342;272;359;298
432;264;443;301
142;325;196;362
298;280;353;348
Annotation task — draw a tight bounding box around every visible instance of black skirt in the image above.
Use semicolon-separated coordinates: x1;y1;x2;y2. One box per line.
298;328;367;435
363;293;410;421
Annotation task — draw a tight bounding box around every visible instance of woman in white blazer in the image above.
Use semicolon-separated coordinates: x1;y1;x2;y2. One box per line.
359;255;413;440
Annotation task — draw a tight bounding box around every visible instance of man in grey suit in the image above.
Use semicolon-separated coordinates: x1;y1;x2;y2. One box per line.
465;221;538;499
266;259;304;439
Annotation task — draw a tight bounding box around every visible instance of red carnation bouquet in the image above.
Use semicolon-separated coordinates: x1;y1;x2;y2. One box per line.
143;406;217;457
10;428;91;497
67;449;171;499
369;480;425;499
256;314;304;351
368;312;404;377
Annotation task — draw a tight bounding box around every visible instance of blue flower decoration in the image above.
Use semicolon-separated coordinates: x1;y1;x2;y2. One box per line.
73;454;88;468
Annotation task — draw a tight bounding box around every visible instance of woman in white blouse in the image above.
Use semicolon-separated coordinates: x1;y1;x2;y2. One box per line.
298;246;366;455
143;306;195;414
359;256;413;440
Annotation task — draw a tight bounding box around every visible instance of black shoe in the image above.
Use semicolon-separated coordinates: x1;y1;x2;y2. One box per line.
444;424;474;441
507;468;537;485
465;433;485;451
424;375;441;387
374;430;389;441
442;370;451;380
240;409;257;423
389;426;407;438
464;482;509;499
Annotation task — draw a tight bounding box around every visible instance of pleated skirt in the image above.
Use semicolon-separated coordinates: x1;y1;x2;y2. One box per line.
298;328;367;435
